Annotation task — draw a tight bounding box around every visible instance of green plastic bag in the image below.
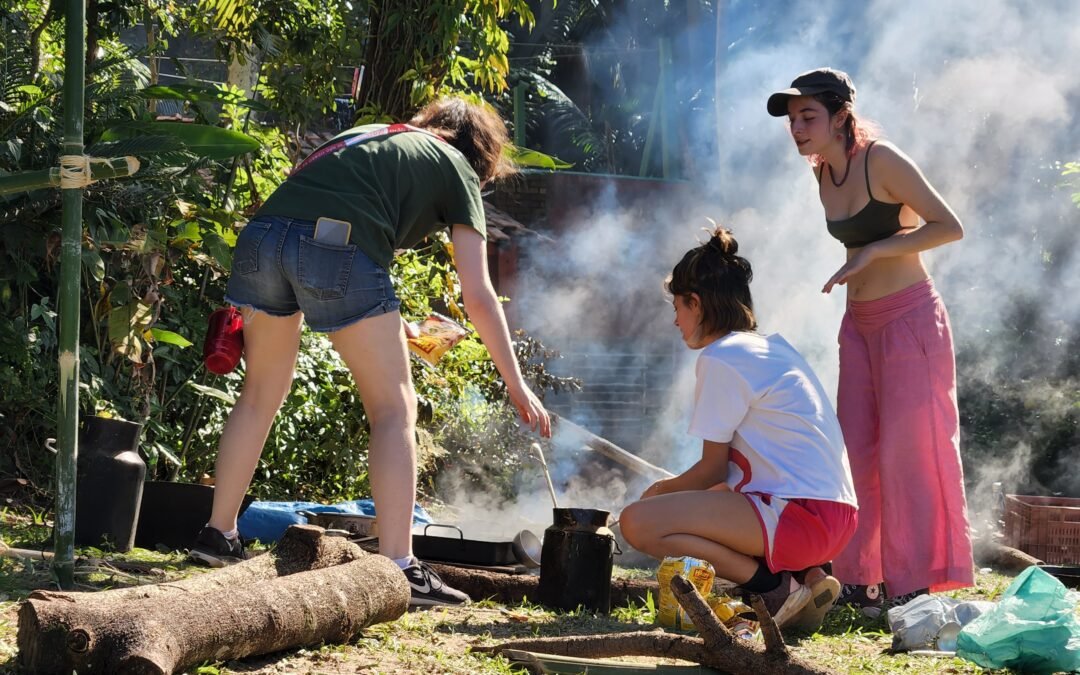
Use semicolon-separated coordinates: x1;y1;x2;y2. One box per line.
955;566;1080;674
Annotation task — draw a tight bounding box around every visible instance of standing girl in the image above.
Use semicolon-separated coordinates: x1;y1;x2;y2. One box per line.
189;98;550;607
767;68;973;611
619;226;858;630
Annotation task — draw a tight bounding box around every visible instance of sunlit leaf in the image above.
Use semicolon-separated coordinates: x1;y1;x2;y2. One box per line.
149;328;193;348
187;381;237;405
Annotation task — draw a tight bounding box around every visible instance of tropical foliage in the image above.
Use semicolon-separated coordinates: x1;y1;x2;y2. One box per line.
0;0;578;506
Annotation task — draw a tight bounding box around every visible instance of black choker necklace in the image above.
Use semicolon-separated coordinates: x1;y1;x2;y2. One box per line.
829;153;853;187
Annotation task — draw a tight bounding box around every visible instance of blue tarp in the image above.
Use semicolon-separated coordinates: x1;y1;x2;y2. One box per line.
238;499;432;543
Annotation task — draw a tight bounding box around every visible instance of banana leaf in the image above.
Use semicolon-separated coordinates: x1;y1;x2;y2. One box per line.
100;122;260;160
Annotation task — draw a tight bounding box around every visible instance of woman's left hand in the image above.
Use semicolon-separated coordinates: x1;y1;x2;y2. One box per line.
822;245;880;294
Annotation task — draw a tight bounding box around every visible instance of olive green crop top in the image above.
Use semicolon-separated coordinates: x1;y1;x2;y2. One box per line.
822;141;903;249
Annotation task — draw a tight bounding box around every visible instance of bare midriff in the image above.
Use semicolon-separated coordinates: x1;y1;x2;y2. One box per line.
843;208;929;301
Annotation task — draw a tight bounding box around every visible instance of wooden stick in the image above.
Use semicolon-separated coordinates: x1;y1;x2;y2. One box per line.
749;594;788;656
552;414;674;481
669;574;734;650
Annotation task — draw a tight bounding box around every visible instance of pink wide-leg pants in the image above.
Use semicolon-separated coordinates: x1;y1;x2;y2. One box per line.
831;279;974;596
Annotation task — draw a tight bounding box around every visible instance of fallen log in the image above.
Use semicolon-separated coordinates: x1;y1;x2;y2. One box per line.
973;537;1042;574
23;525;365;607
17;527;406;674
427;562;663;607
476;574;833;675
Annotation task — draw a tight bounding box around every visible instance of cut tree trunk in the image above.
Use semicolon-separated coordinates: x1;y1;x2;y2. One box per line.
24;525;366;607
476;574;834;675
18;526;406;674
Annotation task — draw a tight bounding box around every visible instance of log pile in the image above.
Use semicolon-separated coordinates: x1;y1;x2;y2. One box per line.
476;574;835;675
17;525;407;674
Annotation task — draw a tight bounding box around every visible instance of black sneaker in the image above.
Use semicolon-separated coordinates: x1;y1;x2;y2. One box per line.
836;582;884;618
189;526;246;568
403;562;471;607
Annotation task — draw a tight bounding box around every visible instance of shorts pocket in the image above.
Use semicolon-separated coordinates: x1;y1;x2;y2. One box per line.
297;235;355;300
232;221;273;275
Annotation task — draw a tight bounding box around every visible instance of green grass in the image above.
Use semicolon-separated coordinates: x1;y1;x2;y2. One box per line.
0;506;1052;674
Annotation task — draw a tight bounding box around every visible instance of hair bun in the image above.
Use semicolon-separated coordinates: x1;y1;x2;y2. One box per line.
705;222;739;257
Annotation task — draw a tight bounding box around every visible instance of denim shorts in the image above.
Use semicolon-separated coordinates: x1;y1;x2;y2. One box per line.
224;215;399;332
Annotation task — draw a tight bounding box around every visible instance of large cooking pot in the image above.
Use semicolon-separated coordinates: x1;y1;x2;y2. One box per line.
537;507;616;613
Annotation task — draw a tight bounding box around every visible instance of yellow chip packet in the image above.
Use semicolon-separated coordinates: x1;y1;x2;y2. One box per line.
407;313;469;366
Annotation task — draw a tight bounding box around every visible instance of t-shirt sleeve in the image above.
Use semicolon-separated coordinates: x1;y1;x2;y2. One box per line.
687;353;754;443
440;158;487;239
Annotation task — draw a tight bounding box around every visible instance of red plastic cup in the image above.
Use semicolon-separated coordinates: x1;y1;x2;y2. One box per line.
203;307;245;374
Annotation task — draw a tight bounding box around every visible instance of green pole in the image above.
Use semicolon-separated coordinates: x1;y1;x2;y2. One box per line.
54;0;87;589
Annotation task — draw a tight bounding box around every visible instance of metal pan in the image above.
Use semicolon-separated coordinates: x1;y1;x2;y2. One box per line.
412;524;519;567
297;510;377;537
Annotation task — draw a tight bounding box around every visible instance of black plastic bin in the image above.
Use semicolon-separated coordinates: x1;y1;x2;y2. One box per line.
134;481;254;551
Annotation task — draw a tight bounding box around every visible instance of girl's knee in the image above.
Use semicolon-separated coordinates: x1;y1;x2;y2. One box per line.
366;400;417;432
618;502;650;550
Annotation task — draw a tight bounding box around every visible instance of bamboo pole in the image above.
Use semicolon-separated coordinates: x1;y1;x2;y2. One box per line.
0;157;139;196
54;0;88;590
513;81;526;148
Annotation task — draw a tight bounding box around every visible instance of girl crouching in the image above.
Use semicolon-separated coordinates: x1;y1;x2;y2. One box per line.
619;226;858;630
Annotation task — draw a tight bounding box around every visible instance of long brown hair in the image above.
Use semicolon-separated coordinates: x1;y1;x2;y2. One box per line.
666;223;756;336
409;98;516;184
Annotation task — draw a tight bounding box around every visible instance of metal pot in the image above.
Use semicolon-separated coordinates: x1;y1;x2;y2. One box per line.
512;529;542;568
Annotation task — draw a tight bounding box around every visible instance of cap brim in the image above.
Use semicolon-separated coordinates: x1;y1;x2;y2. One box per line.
766;86;832;117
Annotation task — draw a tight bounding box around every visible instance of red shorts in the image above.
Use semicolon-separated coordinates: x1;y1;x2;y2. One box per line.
741;492;858;573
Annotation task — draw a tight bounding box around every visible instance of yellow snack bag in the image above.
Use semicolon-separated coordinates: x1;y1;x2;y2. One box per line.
407;313;469;366
656;556;716;630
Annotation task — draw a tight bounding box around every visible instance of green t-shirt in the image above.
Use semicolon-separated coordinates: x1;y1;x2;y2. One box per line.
256;124;486;268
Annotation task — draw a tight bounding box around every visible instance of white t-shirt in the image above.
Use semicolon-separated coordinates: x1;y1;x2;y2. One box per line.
687;331;857;506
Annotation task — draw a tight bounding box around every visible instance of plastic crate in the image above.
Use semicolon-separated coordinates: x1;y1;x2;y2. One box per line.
1003;494;1080;565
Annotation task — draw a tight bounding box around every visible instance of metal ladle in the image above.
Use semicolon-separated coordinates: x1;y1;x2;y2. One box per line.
530;442;559;509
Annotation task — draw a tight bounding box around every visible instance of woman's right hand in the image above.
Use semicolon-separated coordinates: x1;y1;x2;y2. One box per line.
509;383;551;438
640;478;674;500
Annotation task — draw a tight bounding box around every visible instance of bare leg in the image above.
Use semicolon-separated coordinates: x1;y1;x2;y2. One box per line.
619;490;766;583
329;310;416;561
208;311;303;533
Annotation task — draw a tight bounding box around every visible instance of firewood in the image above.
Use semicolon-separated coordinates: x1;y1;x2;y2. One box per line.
21;524;365;608
17;526;406;674
477;574;834;674
427;562;661;607
972;536;1042;573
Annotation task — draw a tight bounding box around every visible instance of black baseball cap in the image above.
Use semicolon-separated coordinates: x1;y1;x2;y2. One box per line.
767;68;856;117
